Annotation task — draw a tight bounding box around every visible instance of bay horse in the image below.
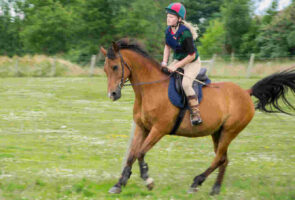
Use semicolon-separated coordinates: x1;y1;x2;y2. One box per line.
100;39;295;195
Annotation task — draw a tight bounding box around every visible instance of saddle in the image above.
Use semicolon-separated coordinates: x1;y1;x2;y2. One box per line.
174;67;209;108
168;67;211;135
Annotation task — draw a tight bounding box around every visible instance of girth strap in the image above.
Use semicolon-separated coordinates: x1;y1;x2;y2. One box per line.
169;108;186;135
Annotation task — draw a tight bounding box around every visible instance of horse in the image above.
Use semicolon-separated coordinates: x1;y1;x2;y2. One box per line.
100;39;295;195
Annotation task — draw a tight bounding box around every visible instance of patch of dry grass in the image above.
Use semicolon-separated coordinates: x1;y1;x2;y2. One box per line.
0;55;104;77
202;56;295;77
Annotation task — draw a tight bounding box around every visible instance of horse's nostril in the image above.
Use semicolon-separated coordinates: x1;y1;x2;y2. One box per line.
112;92;117;96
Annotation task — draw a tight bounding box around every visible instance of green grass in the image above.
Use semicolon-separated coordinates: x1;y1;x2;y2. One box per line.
0;76;294;200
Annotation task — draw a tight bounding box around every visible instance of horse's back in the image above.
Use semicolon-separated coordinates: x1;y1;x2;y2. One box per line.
210;81;255;118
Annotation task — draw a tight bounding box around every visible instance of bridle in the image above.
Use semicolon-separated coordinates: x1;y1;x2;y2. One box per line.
117;50;132;89
117;50;172;89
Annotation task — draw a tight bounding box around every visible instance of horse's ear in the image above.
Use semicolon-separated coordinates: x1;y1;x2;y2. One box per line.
100;47;107;57
112;41;119;53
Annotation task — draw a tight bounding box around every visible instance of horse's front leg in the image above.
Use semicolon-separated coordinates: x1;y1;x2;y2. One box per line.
109;124;147;194
136;126;166;187
138;156;154;190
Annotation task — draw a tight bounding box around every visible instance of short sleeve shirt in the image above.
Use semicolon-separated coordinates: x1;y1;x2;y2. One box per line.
166;25;199;61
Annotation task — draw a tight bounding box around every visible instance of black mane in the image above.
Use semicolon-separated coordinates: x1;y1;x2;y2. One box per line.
107;38;160;67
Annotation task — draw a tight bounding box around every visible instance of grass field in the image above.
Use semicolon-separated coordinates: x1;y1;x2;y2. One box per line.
0;76;294;200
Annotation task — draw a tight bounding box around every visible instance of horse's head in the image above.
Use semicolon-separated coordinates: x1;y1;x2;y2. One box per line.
100;42;131;101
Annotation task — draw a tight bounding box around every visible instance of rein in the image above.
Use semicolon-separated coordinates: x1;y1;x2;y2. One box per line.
117;50;214;88
117;50;172;88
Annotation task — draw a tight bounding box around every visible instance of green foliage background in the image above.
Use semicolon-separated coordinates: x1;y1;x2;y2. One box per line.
1;0;295;62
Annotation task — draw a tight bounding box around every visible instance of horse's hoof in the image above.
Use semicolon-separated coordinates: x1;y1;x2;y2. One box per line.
146;178;154;190
187;187;198;193
210;185;221;195
147;182;154;190
108;186;121;194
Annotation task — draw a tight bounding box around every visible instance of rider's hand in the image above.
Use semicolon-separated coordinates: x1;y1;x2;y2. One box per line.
167;64;177;72
161;66;171;75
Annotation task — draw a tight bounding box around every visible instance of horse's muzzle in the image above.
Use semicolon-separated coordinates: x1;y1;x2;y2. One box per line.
109;87;121;101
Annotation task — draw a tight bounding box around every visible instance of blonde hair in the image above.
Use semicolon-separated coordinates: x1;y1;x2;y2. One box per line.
182;20;199;40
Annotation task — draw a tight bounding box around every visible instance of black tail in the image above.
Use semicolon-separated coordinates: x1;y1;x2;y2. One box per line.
250;67;295;114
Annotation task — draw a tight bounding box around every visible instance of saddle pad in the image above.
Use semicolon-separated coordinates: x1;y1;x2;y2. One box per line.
168;76;211;109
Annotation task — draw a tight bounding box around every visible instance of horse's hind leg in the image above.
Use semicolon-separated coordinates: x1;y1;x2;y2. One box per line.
208;113;253;195
210;153;228;195
210;127;229;195
188;127;237;194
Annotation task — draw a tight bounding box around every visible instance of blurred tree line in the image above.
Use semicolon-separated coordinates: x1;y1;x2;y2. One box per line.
0;0;294;63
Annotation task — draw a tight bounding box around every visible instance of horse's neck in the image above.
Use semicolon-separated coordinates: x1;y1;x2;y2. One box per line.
123;51;167;98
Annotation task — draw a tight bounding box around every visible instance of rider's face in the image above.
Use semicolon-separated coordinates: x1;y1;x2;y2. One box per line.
167;13;180;26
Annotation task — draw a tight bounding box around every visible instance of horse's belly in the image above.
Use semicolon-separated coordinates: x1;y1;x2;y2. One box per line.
176;126;222;138
175;109;225;137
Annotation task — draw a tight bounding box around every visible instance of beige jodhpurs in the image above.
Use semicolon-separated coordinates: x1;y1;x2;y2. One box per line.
168;57;201;97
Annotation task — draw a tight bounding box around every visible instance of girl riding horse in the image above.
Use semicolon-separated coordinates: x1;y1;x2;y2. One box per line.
100;2;295;196
101;39;295;195
162;3;202;126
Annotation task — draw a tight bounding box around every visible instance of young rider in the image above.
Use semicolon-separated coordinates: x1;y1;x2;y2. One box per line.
161;2;202;126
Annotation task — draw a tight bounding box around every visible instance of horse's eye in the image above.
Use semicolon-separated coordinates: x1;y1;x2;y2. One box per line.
112;65;118;71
